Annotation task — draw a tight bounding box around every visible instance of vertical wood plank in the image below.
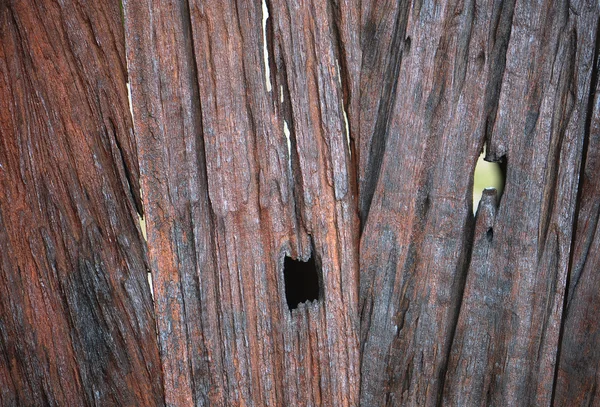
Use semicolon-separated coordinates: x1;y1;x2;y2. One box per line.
0;1;164;405
356;0;509;404
554;26;600;405
124;0;359;405
444;1;599;405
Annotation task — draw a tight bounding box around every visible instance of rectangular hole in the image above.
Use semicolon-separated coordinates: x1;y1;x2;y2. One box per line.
283;252;321;310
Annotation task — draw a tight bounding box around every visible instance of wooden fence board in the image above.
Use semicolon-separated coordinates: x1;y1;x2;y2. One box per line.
444;1;598;405
357;0;509;404
123;0;358;405
554;34;600;405
0;1;163;405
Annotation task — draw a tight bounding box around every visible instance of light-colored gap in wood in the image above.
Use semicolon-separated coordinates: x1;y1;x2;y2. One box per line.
342;107;350;156
262;0;272;92
473;147;503;213
135;189;152;298
335;58;351;155
147;271;154;300
126;82;135;125
283;120;292;167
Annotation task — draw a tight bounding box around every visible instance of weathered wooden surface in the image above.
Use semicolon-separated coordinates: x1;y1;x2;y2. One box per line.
554;34;600;405
123;0;358;405
442;1;599;405
3;0;600;405
356;0;503;403
0;1;163;405
122;0;600;405
355;0;600;405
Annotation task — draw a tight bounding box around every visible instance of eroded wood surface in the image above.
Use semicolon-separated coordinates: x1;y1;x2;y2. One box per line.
123;0;358;405
443;1;598;405
0;1;163;405
124;0;600;405
553;34;600;405
3;0;600;405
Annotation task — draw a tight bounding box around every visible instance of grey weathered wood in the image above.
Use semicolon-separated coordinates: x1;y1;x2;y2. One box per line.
357;0;512;404
553;29;600;405
444;1;598;405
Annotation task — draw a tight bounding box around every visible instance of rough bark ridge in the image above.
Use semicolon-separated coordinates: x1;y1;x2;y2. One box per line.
0;1;163;406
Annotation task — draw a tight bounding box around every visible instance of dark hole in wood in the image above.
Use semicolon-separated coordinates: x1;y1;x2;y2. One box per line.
498;156;507;204
404;36;412;54
283;253;320;310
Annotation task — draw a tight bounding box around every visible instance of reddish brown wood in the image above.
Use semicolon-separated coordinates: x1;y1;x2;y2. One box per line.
123;0;358;405
0;1;163;405
3;0;600;405
122;0;600;405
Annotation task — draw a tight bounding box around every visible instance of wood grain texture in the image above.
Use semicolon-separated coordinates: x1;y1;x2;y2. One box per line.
554;25;600;405
5;0;598;405
0;1;163;406
356;0;600;406
122;0;600;405
444;1;599;405
123;0;358;405
357;0;508;404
